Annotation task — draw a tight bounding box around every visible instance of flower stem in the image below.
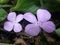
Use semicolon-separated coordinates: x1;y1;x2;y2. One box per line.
0;5;13;7
40;0;44;8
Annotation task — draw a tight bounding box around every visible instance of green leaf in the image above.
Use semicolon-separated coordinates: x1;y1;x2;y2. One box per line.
56;0;60;2
43;0;60;12
11;0;40;14
41;32;50;45
55;28;60;36
0;0;9;4
41;41;49;45
11;0;60;14
0;8;7;22
0;5;13;7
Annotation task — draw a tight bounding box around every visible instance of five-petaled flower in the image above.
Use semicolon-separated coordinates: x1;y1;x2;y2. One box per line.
4;12;23;32
24;9;56;36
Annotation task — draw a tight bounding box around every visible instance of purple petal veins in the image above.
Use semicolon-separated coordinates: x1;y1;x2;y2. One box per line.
4;21;13;31
16;14;23;22
14;23;22;32
37;9;51;22
24;9;56;36
4;12;23;32
4;9;56;35
7;12;16;22
25;24;41;36
24;13;37;23
39;21;56;33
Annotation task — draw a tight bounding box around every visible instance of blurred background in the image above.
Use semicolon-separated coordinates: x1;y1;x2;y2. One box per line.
0;0;60;45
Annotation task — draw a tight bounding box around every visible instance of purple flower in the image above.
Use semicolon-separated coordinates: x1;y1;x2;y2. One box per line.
24;9;56;36
4;12;23;32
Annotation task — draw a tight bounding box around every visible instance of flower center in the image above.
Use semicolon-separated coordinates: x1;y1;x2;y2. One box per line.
35;21;43;27
34;22;40;26
12;21;17;25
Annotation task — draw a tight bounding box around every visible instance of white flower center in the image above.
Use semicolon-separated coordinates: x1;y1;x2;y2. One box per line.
34;21;43;27
12;21;17;25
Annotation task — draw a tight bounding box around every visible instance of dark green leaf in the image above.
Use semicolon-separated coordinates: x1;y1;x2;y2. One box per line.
11;0;60;14
0;5;13;7
0;0;9;4
11;0;40;14
43;0;60;12
41;32;50;45
0;8;7;22
56;0;60;2
55;28;60;36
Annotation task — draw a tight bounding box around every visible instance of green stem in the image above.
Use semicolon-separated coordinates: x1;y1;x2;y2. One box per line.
0;5;13;7
40;0;44;8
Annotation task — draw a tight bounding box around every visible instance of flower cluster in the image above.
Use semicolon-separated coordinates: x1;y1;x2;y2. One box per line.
4;9;56;36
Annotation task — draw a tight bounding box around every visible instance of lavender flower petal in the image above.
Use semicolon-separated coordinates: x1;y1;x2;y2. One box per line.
25;24;41;36
40;21;56;33
4;21;13;31
16;14;23;22
7;12;16;21
37;9;51;22
14;23;22;32
24;13;37;23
